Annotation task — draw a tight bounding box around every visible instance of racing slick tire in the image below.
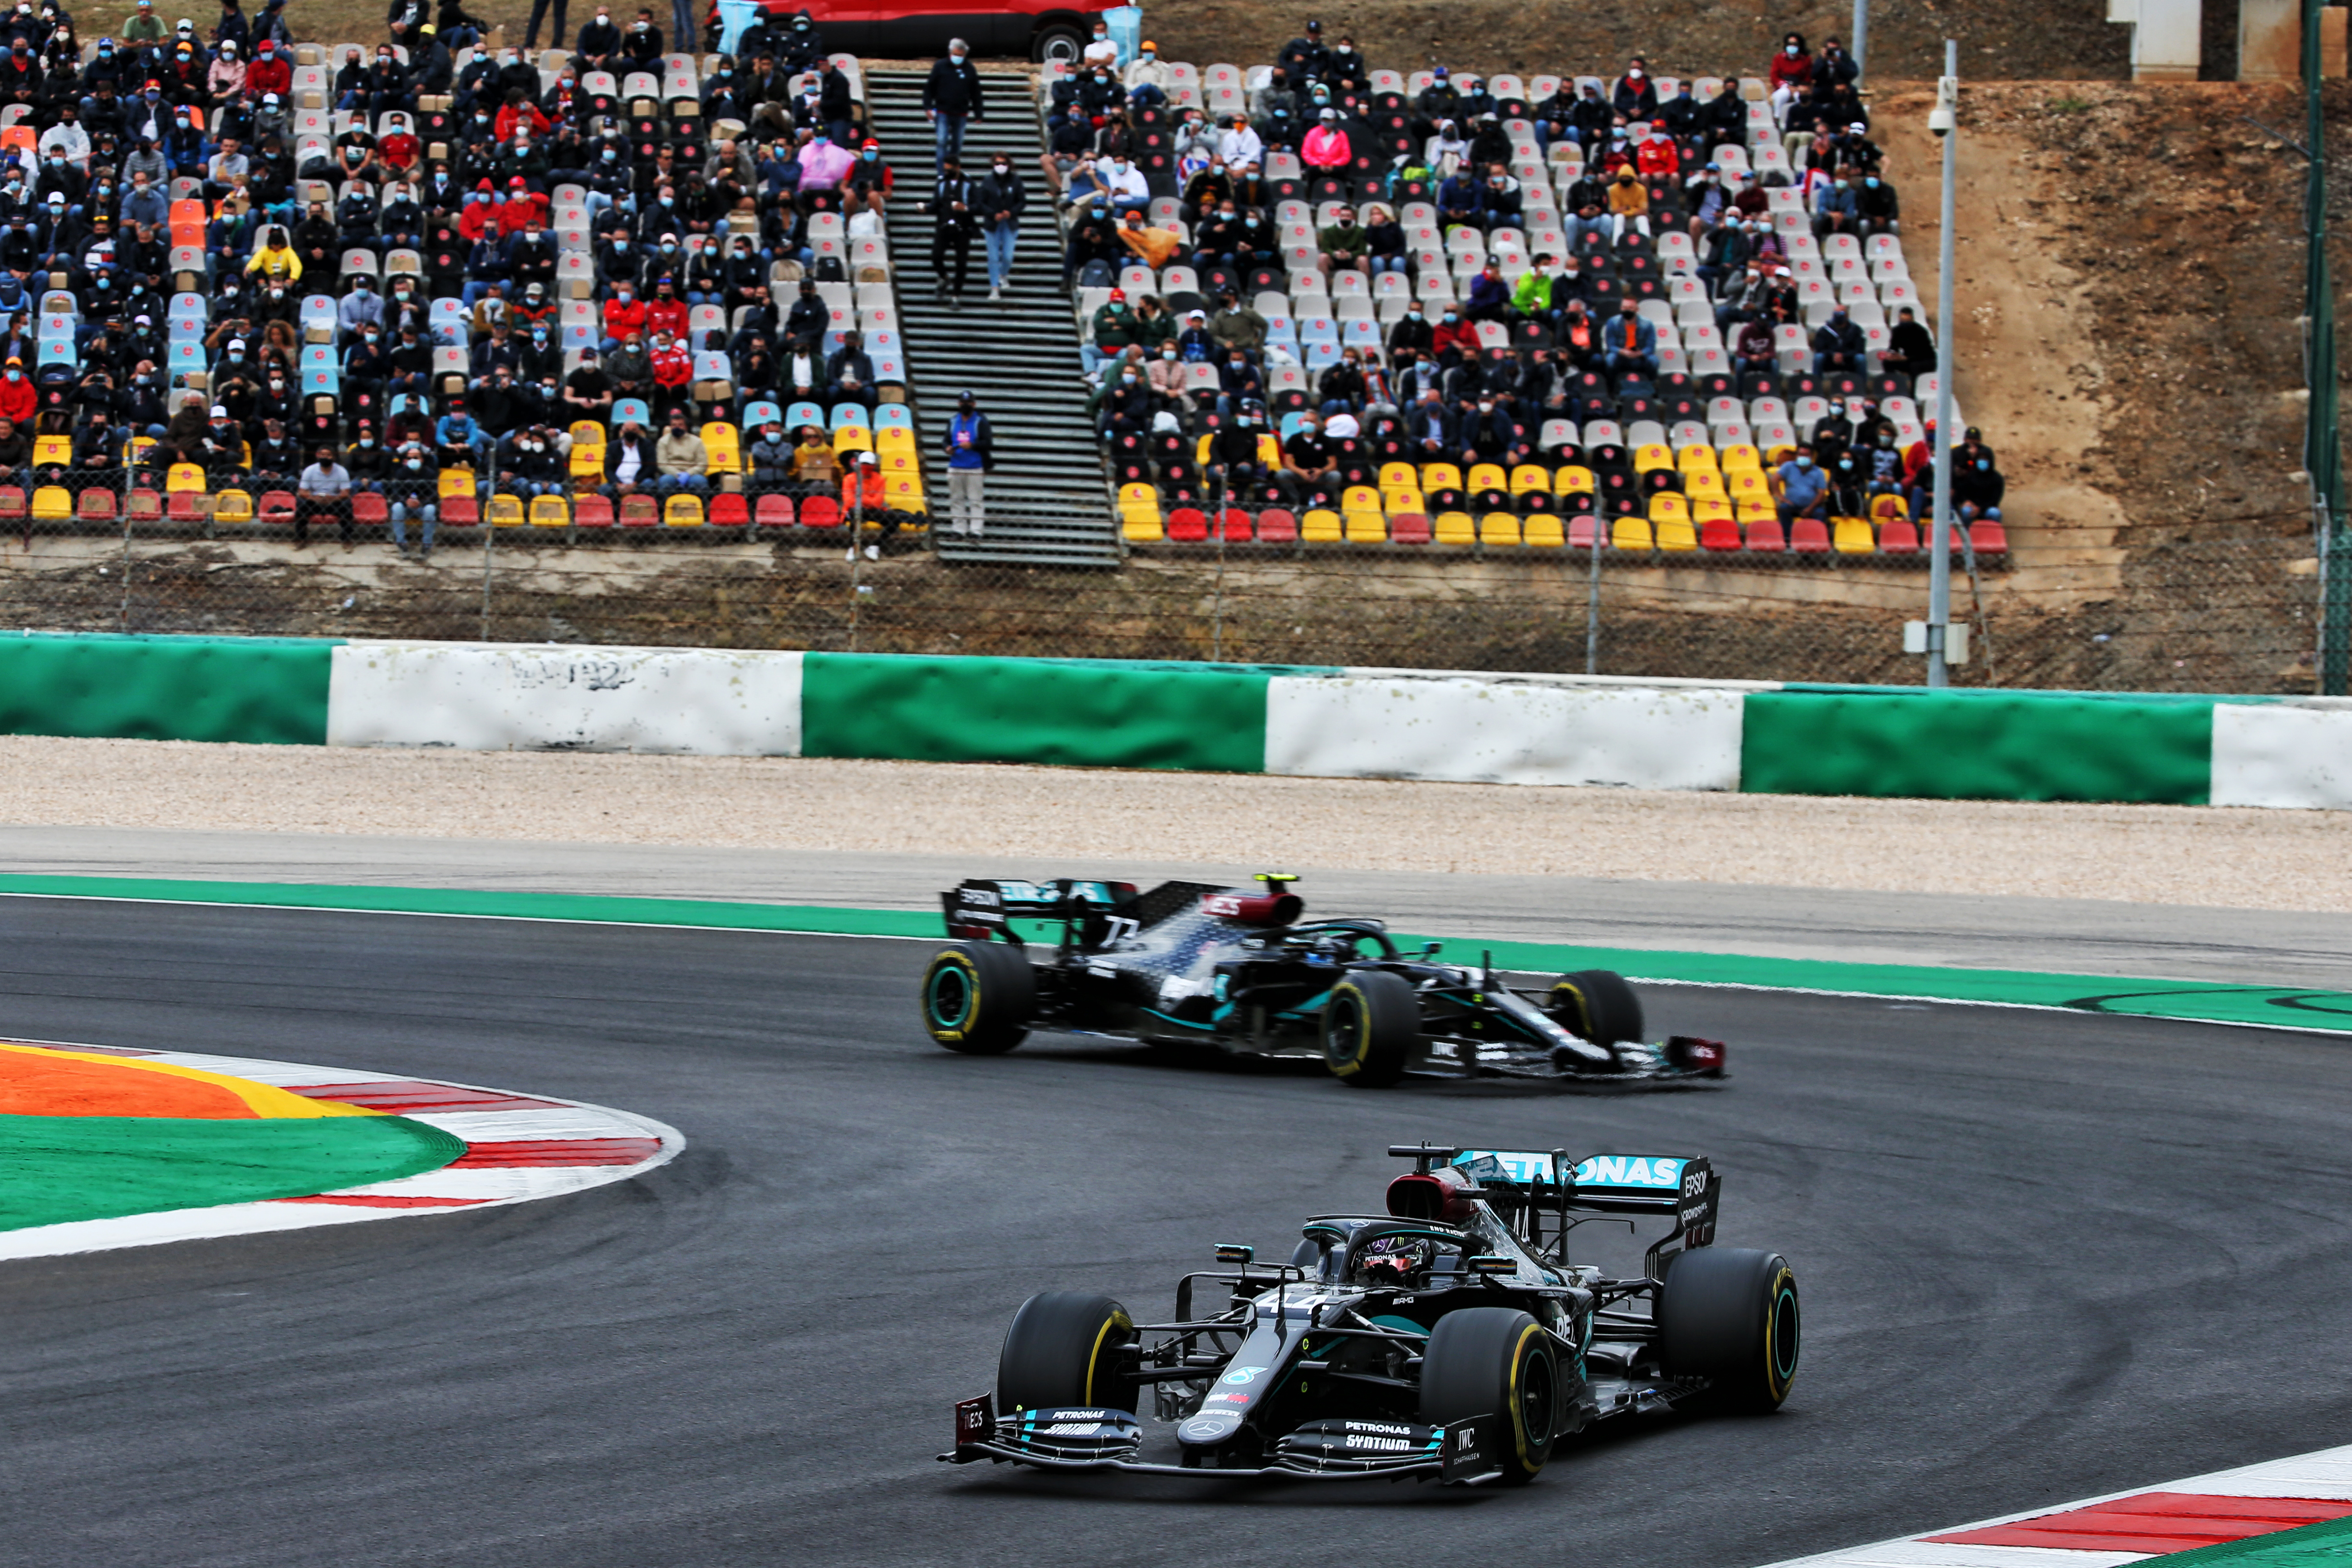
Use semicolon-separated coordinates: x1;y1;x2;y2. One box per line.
1657;1247;1800;1413
996;1291;1140;1416
1548;968;1644;1046
1321;969;1418;1088
1418;1307;1560;1485
921;941;1035;1055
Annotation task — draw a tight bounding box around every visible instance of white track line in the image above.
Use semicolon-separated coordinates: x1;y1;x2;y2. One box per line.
0;1041;683;1263
1760;1443;2352;1565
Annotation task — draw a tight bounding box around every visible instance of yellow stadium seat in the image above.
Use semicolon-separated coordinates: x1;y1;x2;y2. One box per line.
166;462;205;493
29;484;71;519
1257;433;1281;466
1685;470;1727;501
1692;497;1735;523
1433;510;1476;546
1465;463;1508;495
1379;462;1418;491
439;466;475;499
1727;471;1769;505
664;494;705;527
485;493;525;527
32;435;70;466
1421;462;1463;493
1677;444;1720;475
1737;500;1776;525
1647;493;1690;524
877;426;916;455
569;420;604;448
1657;518;1699;551
1720;443;1763;474
1300;507;1344;543
884;476;925;510
571;445;605;477
529;495;570;528
1195;434;1215;466
831;424;872;455
1121;483;1164;542
1343;510;1386;543
1382;489;1425;516
1479;511;1521;546
1524;514;1565;548
211;488;253;522
1341;485;1381;515
1553;465;1595;496
1509;464;1550;495
1833;517;1876;554
1762;443;1796;465
1632;443;1673;474
1612;516;1654;550
701;422;742;475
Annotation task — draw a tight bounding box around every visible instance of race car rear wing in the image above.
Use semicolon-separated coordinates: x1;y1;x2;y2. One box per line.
941;878;1140;939
1388;1143;1720;1269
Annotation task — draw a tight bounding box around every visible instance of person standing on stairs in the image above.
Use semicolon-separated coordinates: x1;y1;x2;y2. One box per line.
974;151;1025;304
922;38;984;171
945;389;992;537
920;154;980;308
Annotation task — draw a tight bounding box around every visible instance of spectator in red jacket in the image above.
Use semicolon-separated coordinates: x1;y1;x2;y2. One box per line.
1430;303;1479;363
497;180;549;235
1769;33;1813;93
494;91;551;143
601;283;648;349
643;277;688;341
0;357;34;426
648;328;692;415
458;181;501;241
244;38;291;100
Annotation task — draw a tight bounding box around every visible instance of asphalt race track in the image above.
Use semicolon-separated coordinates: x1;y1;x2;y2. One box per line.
5;896;2352;1568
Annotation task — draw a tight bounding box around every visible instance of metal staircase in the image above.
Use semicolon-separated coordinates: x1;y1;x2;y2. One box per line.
862;66;1120;566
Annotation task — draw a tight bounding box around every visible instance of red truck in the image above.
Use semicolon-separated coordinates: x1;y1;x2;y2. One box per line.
755;0;1107;62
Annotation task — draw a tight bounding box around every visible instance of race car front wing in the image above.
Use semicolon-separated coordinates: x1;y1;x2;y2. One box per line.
940;1398;1504;1484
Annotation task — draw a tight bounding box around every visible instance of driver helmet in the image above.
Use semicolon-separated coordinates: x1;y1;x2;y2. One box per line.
1352;1233;1434;1288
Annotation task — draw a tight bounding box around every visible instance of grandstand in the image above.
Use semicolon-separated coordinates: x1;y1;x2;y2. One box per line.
0;16;2000;573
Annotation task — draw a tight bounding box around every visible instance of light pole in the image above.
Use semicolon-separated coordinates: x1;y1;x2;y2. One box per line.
1925;43;1958;687
1852;0;1868;81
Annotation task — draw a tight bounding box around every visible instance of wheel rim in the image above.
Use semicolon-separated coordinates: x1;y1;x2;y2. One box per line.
1517;1344;1555;1451
928;963;974;1030
1327;990;1365;1069
1040;32;1079;63
1769;1279;1801;1388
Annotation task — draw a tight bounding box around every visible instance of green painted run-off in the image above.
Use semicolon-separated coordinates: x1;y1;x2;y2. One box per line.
2146;1513;2352;1563
0;1112;464;1232
0;874;2346;1037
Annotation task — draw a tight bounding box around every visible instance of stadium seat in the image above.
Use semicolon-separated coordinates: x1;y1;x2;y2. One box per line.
351;492;389;528
1832;517;1875;554
127;489;162;521
1256;508;1298;543
752;494;794;529
1523;514;1564;548
29;485;70;520
1388;512;1432;544
573;495;615;529
1656;518;1699;552
1421;462;1463;494
665;494;705;527
618;494;659;527
800;495;841;529
1217;507;1253;543
1166;506;1210;542
76;487;117;521
529;495;570;528
1343;507;1385;543
708;494;750;528
1632;443;1673;475
212;489;254;524
31;435;69;466
1300;508;1343;543
1509;465;1550;497
1879;517;1920;553
1432;510;1475;546
257;491;298;526
485;494;525;527
1790;518;1832;553
1479;512;1521;547
441;494;480;526
1969;519;2008;554
1568;516;1599;549
166;463;205;493
1699;519;1743;551
1554;465;1595;498
1611;517;1653;550
438;467;475;499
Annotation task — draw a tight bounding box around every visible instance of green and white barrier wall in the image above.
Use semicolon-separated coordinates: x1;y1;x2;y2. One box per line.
5;632;2350;808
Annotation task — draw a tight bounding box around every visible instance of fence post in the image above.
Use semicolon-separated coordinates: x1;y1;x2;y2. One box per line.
1585;526;1602;675
480;483;494;641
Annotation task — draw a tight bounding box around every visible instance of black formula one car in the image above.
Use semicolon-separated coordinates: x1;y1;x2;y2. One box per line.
941;1142;1799;1485
919;874;1726;1087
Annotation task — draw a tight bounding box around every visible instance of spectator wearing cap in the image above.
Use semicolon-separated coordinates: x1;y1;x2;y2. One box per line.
1463;259;1510;325
944;390;991;535
384;439;441;556
243;35;288;100
1084;286;1141;382
1125;39;1173;98
923;37;984;169
1301;108;1351;174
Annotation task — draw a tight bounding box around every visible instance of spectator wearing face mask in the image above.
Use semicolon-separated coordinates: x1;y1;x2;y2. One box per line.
1774;443;1829;523
973;151;1024;302
922;37;983;169
1606;166;1650;243
1601;300;1657;380
384;440;440;557
1811;305;1866;376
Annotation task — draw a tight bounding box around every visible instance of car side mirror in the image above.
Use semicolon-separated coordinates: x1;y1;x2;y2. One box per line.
1215;1243;1254;1265
1467;1254;1516;1275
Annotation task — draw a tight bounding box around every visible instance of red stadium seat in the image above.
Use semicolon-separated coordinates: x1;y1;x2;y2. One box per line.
573;495;614;528
1218;507;1253;542
350;492;389;527
618;494;660;527
1387;511;1431;544
1878;518;1919;554
1255;508;1298;543
1744;517;1784;552
441;494;479;525
800;495;842;529
755;494;794;527
257;490;298;524
1166;506;1209;542
1969;519;2007;554
1698;519;1742;551
1567;515;1598;549
1789;518;1831;553
708;493;750;527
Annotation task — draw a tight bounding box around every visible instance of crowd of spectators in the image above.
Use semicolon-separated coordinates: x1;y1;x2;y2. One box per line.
1057;24;2004;549
10;2;949;557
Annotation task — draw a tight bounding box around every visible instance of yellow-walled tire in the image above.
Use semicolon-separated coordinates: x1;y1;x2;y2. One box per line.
1658;1247;1801;1412
1419;1307;1561;1485
1321;970;1418;1088
920;941;1034;1054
